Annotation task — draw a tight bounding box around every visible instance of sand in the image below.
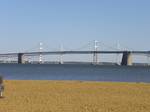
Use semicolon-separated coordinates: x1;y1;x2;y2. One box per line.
0;80;150;112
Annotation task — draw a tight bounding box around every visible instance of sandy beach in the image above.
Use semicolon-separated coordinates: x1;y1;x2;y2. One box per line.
0;80;150;112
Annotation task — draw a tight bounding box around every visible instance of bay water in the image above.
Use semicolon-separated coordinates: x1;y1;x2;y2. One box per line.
0;64;150;83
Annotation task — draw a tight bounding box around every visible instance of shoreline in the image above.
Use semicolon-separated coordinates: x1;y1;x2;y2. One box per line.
0;63;150;66
4;79;150;84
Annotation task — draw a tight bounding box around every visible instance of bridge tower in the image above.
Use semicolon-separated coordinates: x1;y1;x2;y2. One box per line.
93;40;99;65
39;42;43;64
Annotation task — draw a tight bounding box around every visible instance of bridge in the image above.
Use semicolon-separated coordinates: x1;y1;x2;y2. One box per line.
0;50;150;66
0;41;150;66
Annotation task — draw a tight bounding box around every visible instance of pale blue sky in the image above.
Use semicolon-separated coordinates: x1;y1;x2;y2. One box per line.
0;0;150;53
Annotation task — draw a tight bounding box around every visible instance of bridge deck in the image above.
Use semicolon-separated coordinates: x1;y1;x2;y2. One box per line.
0;51;150;57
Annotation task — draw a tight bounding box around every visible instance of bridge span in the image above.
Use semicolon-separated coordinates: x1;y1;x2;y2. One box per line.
0;50;150;66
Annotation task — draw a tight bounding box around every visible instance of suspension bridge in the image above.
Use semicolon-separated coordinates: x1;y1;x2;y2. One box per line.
0;41;150;66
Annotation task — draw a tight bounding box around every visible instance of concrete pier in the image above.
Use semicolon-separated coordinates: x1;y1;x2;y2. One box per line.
121;51;132;66
18;53;24;64
93;51;98;65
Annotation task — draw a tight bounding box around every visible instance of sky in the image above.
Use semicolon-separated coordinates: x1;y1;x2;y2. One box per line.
0;0;150;53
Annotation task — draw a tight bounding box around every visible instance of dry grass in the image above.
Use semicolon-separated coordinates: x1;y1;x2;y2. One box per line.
0;80;150;112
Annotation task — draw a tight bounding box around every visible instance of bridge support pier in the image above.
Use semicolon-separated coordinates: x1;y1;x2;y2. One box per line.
18;53;24;64
121;51;132;66
93;51;98;65
59;54;64;64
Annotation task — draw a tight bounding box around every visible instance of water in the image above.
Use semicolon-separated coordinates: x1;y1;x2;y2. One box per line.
0;64;150;83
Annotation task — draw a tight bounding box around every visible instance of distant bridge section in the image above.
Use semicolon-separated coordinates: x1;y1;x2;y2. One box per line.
0;50;150;66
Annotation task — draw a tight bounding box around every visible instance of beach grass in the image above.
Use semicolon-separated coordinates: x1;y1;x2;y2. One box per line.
0;80;150;112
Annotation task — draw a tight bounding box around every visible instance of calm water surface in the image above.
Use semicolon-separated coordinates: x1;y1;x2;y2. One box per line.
0;64;150;83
